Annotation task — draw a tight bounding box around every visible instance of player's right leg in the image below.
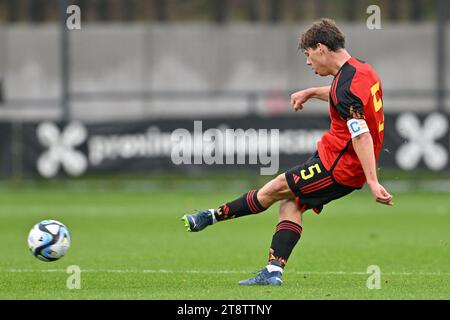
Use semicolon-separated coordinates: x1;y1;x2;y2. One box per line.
181;173;294;232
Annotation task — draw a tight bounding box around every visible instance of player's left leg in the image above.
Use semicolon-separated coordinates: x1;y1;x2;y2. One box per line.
239;151;357;285
269;199;304;268
239;199;303;286
182;173;294;232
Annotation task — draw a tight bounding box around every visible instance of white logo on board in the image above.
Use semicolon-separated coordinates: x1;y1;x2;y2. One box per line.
396;113;448;170
37;122;88;177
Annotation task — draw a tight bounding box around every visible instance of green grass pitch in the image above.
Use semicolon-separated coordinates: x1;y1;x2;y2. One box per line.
0;184;449;299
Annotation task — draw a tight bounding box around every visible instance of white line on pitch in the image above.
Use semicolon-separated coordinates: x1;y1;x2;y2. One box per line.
4;269;450;276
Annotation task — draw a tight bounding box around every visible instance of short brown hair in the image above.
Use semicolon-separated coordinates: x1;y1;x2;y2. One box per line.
300;18;345;52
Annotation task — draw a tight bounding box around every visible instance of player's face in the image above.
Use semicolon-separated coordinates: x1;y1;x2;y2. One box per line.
304;45;331;76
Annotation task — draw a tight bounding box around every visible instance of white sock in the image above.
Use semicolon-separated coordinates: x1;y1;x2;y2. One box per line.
209;209;217;224
266;264;283;273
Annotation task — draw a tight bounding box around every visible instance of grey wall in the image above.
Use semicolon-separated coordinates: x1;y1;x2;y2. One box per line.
0;23;448;122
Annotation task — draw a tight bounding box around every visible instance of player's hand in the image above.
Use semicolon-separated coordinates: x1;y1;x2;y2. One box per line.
291;89;312;111
368;182;394;206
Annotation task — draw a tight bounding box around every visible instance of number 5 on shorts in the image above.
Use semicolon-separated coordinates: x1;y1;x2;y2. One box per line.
301;164;322;180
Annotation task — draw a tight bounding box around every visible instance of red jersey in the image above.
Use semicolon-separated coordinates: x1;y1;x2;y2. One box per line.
317;57;385;188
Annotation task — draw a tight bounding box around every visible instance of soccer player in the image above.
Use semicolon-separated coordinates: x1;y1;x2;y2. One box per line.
181;18;393;286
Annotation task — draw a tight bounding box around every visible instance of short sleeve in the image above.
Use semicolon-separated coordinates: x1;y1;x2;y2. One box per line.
335;86;364;120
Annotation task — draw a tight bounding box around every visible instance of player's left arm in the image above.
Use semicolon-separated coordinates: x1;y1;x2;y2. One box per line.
351;131;393;206
336;78;393;206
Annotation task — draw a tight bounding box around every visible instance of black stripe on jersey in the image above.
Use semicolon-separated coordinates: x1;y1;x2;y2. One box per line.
331;63;364;120
329;139;352;174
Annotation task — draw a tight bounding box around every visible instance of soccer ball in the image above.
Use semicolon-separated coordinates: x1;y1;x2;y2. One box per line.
28;220;71;262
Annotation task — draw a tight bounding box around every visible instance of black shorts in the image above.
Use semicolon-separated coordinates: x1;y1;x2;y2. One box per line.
285;151;357;213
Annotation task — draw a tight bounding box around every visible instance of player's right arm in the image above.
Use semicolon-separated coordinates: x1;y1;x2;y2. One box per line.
291;85;330;111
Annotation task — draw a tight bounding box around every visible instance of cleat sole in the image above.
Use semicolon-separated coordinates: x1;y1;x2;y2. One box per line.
181;215;192;232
